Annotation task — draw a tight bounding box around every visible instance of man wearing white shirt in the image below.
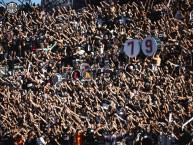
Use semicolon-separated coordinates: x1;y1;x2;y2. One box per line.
36;135;46;145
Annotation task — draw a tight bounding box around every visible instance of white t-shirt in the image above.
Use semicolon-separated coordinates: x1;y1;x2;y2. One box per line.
112;134;117;145
136;133;141;142
100;47;104;55
36;137;46;145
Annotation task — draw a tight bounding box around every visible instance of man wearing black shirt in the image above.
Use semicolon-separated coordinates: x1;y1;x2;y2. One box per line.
84;128;96;145
2;136;15;145
84;40;92;55
141;128;153;145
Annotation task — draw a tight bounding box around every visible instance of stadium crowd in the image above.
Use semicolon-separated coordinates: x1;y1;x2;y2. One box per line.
0;0;193;145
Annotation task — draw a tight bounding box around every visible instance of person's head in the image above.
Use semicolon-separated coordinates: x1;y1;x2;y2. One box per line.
76;129;81;134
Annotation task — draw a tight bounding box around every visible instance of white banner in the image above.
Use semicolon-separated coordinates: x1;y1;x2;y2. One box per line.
167;0;171;7
141;37;158;56
124;39;140;58
182;117;193;131
169;113;172;123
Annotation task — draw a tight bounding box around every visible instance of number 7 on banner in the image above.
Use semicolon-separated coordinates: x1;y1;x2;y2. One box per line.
124;39;140;58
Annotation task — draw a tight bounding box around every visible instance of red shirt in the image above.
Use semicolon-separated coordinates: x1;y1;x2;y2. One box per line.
75;133;83;145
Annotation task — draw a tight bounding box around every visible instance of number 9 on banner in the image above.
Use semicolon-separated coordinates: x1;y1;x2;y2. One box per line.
142;37;157;56
124;39;140;58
